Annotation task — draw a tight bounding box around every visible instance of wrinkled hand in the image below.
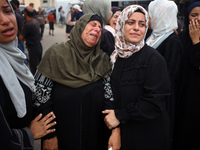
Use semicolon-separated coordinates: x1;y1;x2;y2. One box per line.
108;128;121;150
29;112;56;139
102;109;120;130
43;136;58;150
189;19;200;45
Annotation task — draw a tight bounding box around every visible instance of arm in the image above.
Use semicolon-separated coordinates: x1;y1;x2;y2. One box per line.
102;76;121;150
0;105;56;149
160;35;182;83
108;128;121;150
33;70;58;149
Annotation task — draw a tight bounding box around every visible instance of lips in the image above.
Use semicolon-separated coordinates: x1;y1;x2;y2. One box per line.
90;33;98;38
130;33;140;36
2;27;14;36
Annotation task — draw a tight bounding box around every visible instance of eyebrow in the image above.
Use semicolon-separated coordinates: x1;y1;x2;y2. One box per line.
1;5;10;9
128;19;145;23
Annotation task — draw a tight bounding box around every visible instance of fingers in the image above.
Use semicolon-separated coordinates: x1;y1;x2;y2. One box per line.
102;109;111;114
46;121;57;130
41;112;56;123
34;113;43;122
45;128;56;135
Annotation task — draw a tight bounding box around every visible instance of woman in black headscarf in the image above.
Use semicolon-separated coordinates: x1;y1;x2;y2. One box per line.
0;0;56;149
173;1;200;150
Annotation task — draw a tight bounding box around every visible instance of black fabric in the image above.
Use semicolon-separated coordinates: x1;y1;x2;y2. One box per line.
156;33;182;146
173;30;200;150
22;19;41;46
0;77;34;149
110;44;171;150
37;79;110;149
100;28;115;56
28;43;43;75
49;22;54;30
88;14;103;27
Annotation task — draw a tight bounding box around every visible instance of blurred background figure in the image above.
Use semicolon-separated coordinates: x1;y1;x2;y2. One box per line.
19;6;42;75
36;6;46;39
105;7;122;36
48;10;56;36
65;5;81;41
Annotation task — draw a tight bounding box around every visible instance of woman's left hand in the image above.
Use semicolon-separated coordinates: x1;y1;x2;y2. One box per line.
189;19;200;45
102;109;120;130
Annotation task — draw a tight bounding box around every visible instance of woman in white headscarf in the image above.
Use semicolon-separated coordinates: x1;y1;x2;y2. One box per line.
0;0;56;149
146;0;182;146
103;5;171;150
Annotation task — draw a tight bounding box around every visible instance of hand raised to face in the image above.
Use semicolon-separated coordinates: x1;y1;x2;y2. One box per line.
189;19;200;45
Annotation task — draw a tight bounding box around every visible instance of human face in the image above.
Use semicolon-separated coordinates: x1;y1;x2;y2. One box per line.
0;0;17;43
124;12;146;45
81;20;102;47
110;11;121;29
189;6;200;29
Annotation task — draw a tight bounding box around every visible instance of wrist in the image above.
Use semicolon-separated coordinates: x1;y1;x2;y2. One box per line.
192;39;200;45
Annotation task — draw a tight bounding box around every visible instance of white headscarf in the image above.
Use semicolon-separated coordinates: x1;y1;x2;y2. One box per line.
0;1;35;118
146;0;178;48
110;5;149;70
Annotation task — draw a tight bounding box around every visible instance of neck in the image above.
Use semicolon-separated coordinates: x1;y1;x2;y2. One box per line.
26;16;33;22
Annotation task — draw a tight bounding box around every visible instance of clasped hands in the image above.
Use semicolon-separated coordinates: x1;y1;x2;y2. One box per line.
102;109;120;130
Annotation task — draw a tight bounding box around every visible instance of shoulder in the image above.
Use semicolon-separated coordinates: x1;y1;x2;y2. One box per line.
166;33;182;44
44;42;68;58
142;44;165;62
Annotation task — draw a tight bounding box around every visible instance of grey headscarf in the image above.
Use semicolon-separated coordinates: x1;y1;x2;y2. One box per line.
0;0;35;118
83;0;111;26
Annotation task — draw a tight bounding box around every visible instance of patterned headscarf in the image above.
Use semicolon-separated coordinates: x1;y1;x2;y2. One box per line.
110;5;149;69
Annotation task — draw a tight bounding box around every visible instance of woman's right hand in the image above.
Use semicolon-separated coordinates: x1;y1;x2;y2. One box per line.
189;19;200;45
29;112;56;140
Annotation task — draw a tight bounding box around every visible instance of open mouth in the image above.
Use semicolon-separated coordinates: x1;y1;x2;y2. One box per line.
90;34;97;38
2;27;14;36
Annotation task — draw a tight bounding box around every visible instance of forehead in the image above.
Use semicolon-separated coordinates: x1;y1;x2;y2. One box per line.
113;11;121;16
129;12;145;21
0;0;9;7
88;20;101;25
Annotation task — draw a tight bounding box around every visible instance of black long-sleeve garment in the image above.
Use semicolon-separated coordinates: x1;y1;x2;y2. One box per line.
111;44;171;150
0;77;34;150
173;30;200;150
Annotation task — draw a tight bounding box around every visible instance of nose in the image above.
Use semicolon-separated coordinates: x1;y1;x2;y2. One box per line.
133;23;139;31
94;26;101;32
0;13;11;25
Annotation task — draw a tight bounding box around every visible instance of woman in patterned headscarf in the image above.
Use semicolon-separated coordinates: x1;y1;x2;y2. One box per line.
103;5;171;150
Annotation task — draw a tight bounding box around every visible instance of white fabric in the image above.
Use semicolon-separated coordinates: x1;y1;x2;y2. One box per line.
0;38;35;118
146;0;178;48
105;25;115;36
73;4;82;12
